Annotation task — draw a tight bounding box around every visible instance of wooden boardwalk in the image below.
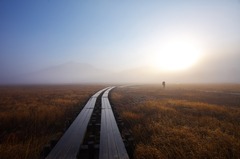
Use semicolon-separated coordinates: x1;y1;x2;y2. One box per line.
99;87;129;159
46;87;109;159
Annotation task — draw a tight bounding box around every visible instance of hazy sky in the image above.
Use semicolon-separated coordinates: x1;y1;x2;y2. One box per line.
1;0;240;83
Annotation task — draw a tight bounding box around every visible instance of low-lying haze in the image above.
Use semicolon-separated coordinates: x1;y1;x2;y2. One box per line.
0;0;240;84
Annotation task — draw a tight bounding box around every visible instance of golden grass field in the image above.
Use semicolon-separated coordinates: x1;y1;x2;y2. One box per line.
110;84;240;159
1;84;240;159
0;85;104;159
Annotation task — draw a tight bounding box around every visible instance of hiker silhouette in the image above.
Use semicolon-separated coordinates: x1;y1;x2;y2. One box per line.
162;81;166;88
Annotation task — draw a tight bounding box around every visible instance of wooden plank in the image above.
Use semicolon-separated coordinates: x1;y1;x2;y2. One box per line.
92;87;110;98
99;87;129;159
46;87;108;159
102;86;114;98
102;98;111;109
99;109;109;159
107;109;119;158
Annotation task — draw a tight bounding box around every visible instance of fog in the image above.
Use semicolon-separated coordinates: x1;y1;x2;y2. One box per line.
0;1;240;84
1;52;239;84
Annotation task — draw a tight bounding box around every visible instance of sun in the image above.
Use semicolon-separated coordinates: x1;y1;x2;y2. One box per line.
153;36;203;71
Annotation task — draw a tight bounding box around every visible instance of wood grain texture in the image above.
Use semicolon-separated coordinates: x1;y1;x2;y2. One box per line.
99;87;129;159
46;87;109;159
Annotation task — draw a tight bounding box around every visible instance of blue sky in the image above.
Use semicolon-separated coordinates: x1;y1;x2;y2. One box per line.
0;0;240;83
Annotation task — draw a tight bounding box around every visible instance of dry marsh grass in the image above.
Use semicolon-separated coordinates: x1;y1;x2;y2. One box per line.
0;85;104;159
111;84;240;159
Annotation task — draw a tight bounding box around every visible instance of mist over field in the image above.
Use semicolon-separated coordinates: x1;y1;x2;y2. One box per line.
2;54;240;84
1;0;240;84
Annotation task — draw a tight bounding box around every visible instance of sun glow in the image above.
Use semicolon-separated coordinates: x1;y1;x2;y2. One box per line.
153;35;203;71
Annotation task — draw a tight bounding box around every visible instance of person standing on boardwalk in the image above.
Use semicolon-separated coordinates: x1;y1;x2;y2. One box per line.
162;81;166;88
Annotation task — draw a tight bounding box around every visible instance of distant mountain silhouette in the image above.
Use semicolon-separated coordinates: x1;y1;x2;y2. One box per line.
16;62;111;84
2;56;240;84
13;63;162;84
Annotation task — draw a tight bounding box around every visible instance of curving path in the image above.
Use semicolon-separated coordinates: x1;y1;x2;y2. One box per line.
99;87;129;159
46;86;129;159
46;87;109;159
